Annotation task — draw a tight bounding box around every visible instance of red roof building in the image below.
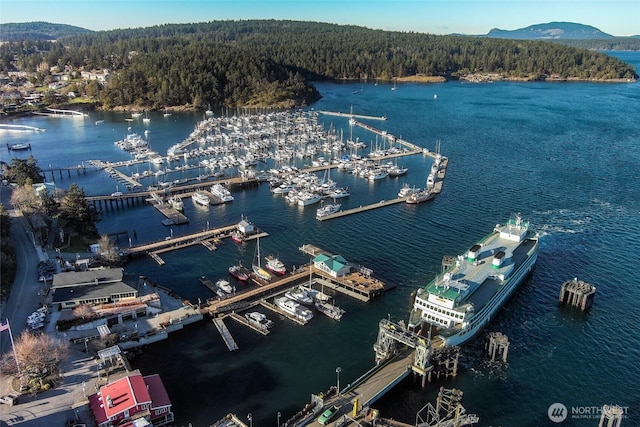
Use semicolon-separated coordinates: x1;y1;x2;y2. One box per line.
88;372;174;427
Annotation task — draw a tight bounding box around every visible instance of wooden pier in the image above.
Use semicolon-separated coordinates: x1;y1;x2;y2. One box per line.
153;202;189;225
316;197;408;221
227;312;270;335
212;318;239;351
559;277;596;310
127;223;240;262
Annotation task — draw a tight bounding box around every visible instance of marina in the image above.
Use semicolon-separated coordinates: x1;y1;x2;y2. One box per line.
2;66;638;427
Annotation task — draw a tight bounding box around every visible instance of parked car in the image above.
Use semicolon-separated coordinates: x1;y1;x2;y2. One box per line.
0;393;19;406
317;405;340;425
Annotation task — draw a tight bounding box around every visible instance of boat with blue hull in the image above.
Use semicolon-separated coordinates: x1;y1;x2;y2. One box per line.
408;214;538;347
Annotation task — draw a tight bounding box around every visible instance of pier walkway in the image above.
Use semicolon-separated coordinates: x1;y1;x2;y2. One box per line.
316;197;408;221
212;318;239;351
127;224;238;256
317;110;388;121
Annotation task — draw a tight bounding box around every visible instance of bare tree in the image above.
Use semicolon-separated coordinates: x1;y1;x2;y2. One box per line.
10;184;41;212
0;331;69;380
97;234;119;263
72;303;94;321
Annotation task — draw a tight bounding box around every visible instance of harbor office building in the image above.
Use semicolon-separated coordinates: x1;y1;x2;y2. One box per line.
51;267;138;310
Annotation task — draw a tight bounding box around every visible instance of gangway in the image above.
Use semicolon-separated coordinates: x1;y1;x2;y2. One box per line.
373;318;432;386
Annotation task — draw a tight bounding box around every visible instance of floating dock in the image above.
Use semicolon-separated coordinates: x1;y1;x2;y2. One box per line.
154;202;189;225
212;318;239;351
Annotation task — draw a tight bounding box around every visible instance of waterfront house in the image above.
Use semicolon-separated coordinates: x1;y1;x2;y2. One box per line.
313;254;351;278
88;371;174;427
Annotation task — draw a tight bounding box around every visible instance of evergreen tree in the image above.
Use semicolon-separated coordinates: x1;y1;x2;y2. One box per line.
59;183;98;237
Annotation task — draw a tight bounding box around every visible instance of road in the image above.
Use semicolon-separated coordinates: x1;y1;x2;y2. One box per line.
0;184;45;356
0;185;98;426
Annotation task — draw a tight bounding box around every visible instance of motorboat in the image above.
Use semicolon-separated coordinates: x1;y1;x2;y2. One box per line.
245;312;274;329
192;191;210;206
211;183;234;202
316;201;341;219
216;279;235;294
285;287;313;305
274;296;314;322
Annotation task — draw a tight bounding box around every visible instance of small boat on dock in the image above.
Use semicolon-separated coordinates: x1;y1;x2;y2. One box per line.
6;143;31;151
274;296;314;322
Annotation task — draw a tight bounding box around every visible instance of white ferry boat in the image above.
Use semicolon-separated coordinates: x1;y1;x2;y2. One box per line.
192;191;210;206
408;214;538;347
210;183;234;202
274;296;314;322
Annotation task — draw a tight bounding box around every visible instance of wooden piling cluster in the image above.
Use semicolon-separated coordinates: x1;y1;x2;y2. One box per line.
427;346;459;382
599;404;624;427
485;332;510;363
559;277;596;311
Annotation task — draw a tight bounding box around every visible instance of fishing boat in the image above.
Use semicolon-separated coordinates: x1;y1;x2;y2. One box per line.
252;237;272;281
285;286;313;305
210;183;234;202
316;201;341;219
408;214;539;347
398;183;420;198
231;231;245;244
192;191;210;206
265;255;287;275
405;189;435;204
274;296;314;322
245;312;274;329
228;264;249;281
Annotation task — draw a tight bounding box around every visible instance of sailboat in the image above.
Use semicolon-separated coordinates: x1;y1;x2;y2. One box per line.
143;111;151;123
391;79;397;91
252;236;272;281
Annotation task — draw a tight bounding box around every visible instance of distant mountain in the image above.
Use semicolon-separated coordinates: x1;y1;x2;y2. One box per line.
0;21;93;41
486;22;613;40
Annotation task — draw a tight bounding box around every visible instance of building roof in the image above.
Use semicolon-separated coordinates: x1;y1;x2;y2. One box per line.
143;374;172;409
52;281;137;304
90;373;152;424
314;254;348;273
52;267;124;288
89;372;171;425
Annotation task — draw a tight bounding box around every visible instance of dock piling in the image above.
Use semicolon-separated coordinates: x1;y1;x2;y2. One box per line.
559;277;596;311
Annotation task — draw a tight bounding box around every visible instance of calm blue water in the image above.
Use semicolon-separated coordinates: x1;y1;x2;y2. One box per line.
2;52;639;427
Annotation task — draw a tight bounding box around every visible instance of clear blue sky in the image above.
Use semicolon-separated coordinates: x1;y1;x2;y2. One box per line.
1;0;638;37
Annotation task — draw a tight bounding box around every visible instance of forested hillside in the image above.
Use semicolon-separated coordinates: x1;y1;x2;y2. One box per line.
1;20;637;109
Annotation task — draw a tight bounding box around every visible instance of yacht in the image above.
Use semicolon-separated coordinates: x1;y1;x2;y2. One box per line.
192;191;210;206
274;296;314;322
210;183;234;202
285;287;313;305
316;201;341;219
245;312;274;329
216;279;235;294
